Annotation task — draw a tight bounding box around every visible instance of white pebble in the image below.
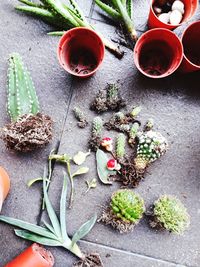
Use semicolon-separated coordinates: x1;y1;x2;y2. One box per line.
154;6;162;14
172;0;185;14
169;9;183;24
159;13;170;24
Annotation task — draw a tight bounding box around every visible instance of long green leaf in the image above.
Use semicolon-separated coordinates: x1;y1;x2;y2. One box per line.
15;230;62;246
43;177;62;239
18;0;42;7
42;220;56;235
47;31;65;36
72;167;89;178
95;0;121;20
0;215;57;240
126;0;133;19
71;214;97;247
60;174;69;241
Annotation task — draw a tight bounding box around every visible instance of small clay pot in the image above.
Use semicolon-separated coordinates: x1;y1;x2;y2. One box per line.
179;21;200;73
148;0;198;30
0;167;10;212
57;27;105;78
134;28;183;78
5;243;54;267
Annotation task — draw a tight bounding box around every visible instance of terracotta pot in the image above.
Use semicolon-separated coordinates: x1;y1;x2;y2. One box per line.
134;28;183;78
148;0;198;30
5;243;54;267
179;20;200;73
57;27;105;78
0;167;10;212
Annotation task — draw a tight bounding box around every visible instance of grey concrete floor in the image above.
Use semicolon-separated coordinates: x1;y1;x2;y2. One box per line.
0;0;200;266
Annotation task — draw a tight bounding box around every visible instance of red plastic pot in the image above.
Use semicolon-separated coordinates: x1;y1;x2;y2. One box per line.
134;28;183;78
148;0;198;30
0;167;10;212
5;243;54;267
179;21;200;73
57;27;105;78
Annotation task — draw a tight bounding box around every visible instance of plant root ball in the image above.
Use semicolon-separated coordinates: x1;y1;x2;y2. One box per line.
74;253;104;267
1;113;53;152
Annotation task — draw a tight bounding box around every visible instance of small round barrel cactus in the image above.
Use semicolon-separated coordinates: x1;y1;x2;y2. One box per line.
134;130;168;171
100;189;145;233
1;53;53;152
151;195;190;234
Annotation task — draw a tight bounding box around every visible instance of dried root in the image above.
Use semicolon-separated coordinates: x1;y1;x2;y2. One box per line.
74;253;104;267
1;113;53;152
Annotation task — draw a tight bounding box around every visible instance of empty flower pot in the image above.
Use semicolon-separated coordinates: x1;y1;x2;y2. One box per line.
134;28;183;78
0;166;10;212
148;0;198;30
5;243;54;267
179;21;200;73
57;27;105;78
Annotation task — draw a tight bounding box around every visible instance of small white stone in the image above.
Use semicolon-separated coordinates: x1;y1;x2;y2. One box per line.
172;0;185;14
170;9;183;24
158;13;170;24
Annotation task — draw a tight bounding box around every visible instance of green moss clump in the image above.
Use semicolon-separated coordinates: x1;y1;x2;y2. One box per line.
111;189;145;224
153;195;190;234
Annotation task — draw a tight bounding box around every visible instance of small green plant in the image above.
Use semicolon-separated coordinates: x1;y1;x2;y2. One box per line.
15;0;123;58
115;133;126;160
89;117;103;151
128;122;140;146
1;53;53;152
95;0;137;42
73;107;88;128
100;189;145;233
0;174;103;266
151;195;190;235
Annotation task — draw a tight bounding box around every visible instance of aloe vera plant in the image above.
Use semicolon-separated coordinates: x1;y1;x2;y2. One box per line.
15;0;123;58
95;0;137;42
0;174;103;266
1;53;53;152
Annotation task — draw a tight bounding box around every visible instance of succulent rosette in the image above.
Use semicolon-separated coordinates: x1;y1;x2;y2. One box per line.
134;130;168;171
100;189;145;233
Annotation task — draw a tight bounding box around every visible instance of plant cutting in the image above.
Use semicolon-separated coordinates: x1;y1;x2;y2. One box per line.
5;243;54;267
1;53;53;152
15;0;123;58
99;189;145;233
149;195;190;234
73;107;88;128
89;117;103;152
0;167;10;212
95;0;137;46
0;174;103;266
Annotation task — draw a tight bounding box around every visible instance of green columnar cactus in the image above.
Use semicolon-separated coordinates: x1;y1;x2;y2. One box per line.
89;117;103;151
128;122;140;145
1;53;53;152
73;107;88;128
134;130;168;171
116;133;126;160
111;189;145;224
152;195;190;234
130;106;142;118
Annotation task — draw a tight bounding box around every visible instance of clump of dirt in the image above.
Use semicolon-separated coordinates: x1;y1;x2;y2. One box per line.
74;253;104;267
90;83;126;113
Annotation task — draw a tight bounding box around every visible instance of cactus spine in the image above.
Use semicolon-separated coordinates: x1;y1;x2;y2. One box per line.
7;53;40;122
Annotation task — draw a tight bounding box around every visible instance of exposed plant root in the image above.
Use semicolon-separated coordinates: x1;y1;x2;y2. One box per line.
74;253;104;267
146;208;165;231
1;113;53;152
89;136;101;152
98;207;136;233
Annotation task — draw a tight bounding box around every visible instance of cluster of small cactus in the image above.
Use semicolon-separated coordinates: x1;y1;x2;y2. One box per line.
115;133;126;160
90;83;126;113
151;195;190;234
134;130;168;171
1;53;53;152
73;107;88;128
89;117;103;151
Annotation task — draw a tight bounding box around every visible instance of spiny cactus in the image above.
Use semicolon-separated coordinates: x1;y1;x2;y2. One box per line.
100;189;145;233
134;130;168;171
130;106;141;118
128;122;140;145
1;53;53;152
73;107;88;128
116;133;126;160
144;118;154;131
89;117;103;151
151;195;190;234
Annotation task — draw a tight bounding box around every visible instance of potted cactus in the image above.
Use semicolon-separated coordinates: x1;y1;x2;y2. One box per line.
1;53;53;152
149;195;190;234
99;189;145;233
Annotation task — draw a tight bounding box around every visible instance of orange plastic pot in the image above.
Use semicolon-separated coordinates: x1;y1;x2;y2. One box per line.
134;28;183;78
5;243;54;267
57;27;105;78
0;166;10;212
179;20;200;73
148;0;198;30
